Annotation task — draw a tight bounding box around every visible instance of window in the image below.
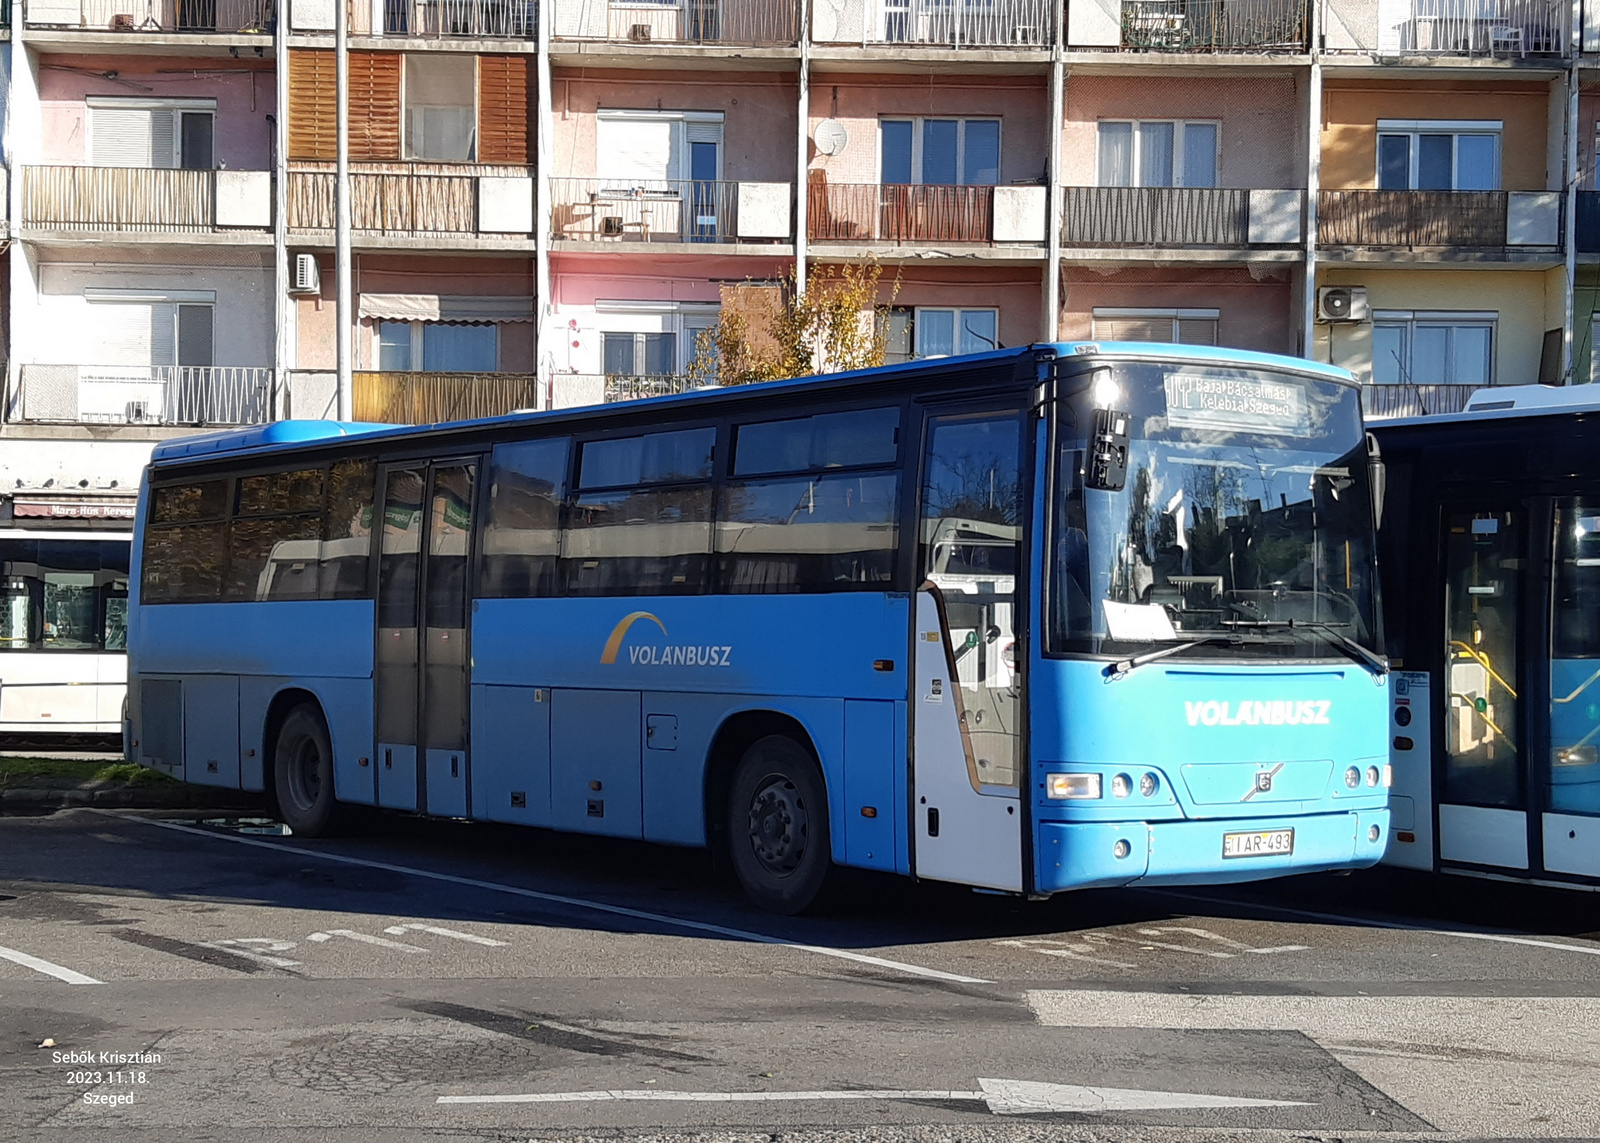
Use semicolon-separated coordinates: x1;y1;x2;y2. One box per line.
480;438;570;598
603;333;676;378
89;98;216;170
884;307;1000;363
84;293;216;370
1371;311;1494;386
1097;120;1218;188
881;118;1000;185
405;54;476;161
1377;120;1500;191
225;469;325;602
1549;499;1600;818
0;540;130;652
591;302;719;378
377;322;498;372
1091;308;1219;345
732;408;900;475
596;111;724;186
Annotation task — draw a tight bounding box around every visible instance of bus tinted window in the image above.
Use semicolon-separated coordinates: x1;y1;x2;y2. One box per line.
379;468;425;628
564;487;712;596
142;523;226;603
152;481;226;524
321;459;376;600
580;428;715;488
717;474;899;592
226;515;323;601
481;439;570;598
733;408;900;475
0;539;129;651
237;468;324;516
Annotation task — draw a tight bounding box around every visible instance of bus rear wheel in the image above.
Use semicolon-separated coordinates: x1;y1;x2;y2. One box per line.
727;735;832;914
274;704;341;837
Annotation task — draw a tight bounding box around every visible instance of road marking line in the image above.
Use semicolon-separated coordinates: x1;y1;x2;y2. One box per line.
384;923;508;946
1144;888;1600;958
200;939;300;967
0;943;101;985
119;815;991;985
307;929;428;953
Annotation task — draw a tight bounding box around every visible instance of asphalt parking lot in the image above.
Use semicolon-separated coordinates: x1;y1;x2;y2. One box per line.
3;805;1600;1143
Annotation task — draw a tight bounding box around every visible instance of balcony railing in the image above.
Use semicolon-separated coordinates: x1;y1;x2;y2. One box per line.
16;365;273;426
29;0;272;31
553;179;768;244
552;0;796;45
813;0;1051;47
1118;0;1307;50
1319;190;1516;249
348;0;536;37
1360;383;1480;419
809;183;994;244
24;166;221;233
1325;0;1568;56
288;165;532;236
1061;187;1253;246
549;373;706;409
354;371;539;423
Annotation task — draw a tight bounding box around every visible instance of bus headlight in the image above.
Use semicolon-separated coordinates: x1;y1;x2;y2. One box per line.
1345;766;1361;789
1139;772;1159;797
1366;766;1381;788
1047;773;1102;800
1111;774;1132;798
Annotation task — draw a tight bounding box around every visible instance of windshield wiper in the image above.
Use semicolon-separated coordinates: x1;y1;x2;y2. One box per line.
1222;619;1388;677
1106;634;1258;678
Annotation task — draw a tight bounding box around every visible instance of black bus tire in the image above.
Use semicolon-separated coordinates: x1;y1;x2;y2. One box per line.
273;704;341;837
727;734;833;915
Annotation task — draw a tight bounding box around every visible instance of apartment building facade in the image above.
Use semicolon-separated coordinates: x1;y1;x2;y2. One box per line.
3;0;1600;525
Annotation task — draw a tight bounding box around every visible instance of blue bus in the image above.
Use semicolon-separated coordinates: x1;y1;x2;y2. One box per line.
1372;384;1600;888
127;343;1391;912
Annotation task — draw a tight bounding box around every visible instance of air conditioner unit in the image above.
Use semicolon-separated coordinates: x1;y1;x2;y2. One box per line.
600;216;626;237
1011;23;1041;43
628;22;652;40
290;253;321;294
1316;285;1369;324
125;401;154;424
109;12;136;29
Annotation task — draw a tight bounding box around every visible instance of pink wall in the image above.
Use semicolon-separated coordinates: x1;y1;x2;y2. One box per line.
874;264;1045;348
1060;267;1294;354
39;57;275;170
551;252;793;306
551;70;799;182
1061;74;1305;189
808;75;1049;186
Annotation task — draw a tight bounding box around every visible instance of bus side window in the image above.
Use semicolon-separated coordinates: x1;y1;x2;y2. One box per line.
226;469;325;602
322;458;376;600
480;438;570;599
143;480;229;604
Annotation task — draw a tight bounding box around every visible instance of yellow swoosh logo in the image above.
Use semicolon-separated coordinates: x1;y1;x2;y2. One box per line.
600;611;668;664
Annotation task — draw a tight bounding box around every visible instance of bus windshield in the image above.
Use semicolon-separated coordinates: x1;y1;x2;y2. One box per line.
1051;360;1379;660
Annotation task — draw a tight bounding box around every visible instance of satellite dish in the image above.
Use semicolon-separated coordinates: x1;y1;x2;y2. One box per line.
815;119;849;157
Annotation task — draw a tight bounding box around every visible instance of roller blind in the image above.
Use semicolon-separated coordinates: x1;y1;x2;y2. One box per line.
288;50;336;161
478;56;531;165
597;118;676;183
91;108;155;167
349;53;401;161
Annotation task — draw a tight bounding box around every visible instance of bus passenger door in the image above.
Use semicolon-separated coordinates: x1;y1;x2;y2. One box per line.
375;460;478;816
911;406;1025;891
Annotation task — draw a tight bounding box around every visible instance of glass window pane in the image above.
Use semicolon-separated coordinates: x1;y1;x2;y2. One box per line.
603;333;636;377
141;522;225;603
1138;121;1175;187
580;427;717;488
481;438;570;598
962;120;1000;186
422;323;497;373
957;309;999;355
1098;121;1133;187
917;309;956;358
1456;134;1498;191
717;474;900;593
237;469;324;517
426;464;475;630
1417;134;1453;190
882;120;914;184
1378;134;1411;190
642;333;676;376
1549;500;1600;816
883;307;913;365
41;573;96;649
563;487;712;596
152;481;227;524
379;322;412;371
1412;325;1449;385
378;468;425;630
1443;508;1522;806
1182;123;1217;187
1372;323;1408;384
922;119;959;185
226;514;323;602
1453;325;1492;385
321;458;375;600
734;408;900;476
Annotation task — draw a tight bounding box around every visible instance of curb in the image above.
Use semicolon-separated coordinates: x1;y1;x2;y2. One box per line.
0;784;265;811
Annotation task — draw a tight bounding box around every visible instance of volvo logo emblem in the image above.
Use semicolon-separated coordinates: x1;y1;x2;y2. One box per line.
1243;763;1285;801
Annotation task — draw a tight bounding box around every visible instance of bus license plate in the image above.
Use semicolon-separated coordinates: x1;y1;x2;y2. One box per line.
1222;829;1294;859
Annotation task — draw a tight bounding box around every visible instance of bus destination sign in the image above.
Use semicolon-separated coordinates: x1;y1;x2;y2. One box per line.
1163;373;1310;437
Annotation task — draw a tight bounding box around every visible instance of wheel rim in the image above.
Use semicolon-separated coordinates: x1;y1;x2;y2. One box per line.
286;736;322;812
747;775;808;876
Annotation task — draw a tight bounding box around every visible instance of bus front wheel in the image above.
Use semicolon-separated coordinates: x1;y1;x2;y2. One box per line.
727;735;832;914
274;705;340;837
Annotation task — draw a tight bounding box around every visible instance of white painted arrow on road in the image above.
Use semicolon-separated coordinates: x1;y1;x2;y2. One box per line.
439;1078;1313;1116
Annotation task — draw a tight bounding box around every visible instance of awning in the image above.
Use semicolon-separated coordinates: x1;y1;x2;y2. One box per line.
13;499;137;520
358;295;535;323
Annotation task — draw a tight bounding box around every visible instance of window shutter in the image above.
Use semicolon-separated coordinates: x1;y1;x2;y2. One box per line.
349;53;401;161
288;50;336;161
91;108;154;167
477;56;531;165
1092;315;1174;343
151;303;177;367
87;302;157;367
151;111;177;169
597;118;676;183
177;305;215;367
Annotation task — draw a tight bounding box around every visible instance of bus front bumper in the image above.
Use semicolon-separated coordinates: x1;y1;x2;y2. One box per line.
1036;809;1390;893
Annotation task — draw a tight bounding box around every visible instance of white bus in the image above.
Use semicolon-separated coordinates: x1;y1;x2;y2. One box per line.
0;530;131;737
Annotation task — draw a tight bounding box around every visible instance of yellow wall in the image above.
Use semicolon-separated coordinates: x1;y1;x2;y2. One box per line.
1314;268;1559;386
1321;82;1552;191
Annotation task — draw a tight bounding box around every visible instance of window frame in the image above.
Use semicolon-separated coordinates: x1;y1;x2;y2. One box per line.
86;96;218;170
401;53;480;163
1094;118;1221;189
878;116;1003;186
1370;309;1497;387
885;306;1002;363
374;320;500;373
1090;307;1220;346
594;109;726;185
1375;119;1502;191
0;536;131;654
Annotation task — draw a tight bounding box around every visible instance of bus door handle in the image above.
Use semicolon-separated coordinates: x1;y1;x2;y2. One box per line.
385;749;392;769
927;807;940;837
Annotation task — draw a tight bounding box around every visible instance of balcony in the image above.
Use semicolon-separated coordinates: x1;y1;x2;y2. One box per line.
21;167;272;235
808;182;1046;247
354;371;540;423
1324;0;1568;57
15;365;274;426
1115;0;1307;51
1360;383;1479;419
552;0;797;46
27;0;271;32
551;179;792;246
813;0;1051;47
287;165;534;239
1060;187;1304;249
1317;190;1561;255
549;373;704;409
347;0;536;37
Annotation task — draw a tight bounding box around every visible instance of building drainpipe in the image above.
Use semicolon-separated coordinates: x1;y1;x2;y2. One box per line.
273;5;289;419
1303;55;1322;362
1045;43;1064;344
535;0;553;409
794;6;810;298
1566;56;1579;383
335;0;354;422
